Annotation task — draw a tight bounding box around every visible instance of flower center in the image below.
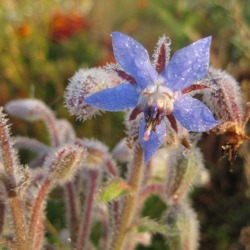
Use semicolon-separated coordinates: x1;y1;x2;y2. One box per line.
140;86;174;141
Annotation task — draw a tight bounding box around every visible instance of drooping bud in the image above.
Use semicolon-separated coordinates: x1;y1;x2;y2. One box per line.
5;99;60;147
5;99;52;122
162;202;199;250
165;146;205;204
65;67;121;121
203;67;243;125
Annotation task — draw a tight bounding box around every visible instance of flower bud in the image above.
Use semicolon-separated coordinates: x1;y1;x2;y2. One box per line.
165;147;205;204
203;67;243;125
74;138;116;172
65;67;121;121
5;99;52;122
163;203;199;250
44;144;85;184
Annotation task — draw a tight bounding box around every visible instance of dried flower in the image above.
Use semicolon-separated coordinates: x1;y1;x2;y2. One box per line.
203;67;250;161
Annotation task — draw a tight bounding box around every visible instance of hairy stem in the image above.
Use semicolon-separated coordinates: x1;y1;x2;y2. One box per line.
29;178;52;247
111;146;144;250
33;213;44;250
98;206;110;250
77;169;99;250
0;110;29;250
42;109;60;147
65;182;79;250
0;193;5;234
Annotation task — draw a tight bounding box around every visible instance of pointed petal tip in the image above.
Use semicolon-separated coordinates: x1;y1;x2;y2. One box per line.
139;120;166;164
203;35;212;46
111;31;126;39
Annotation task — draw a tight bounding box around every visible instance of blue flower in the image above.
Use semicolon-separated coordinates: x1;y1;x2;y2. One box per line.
85;32;220;162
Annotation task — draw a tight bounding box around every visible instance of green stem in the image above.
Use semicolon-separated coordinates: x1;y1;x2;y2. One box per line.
111;146;144;250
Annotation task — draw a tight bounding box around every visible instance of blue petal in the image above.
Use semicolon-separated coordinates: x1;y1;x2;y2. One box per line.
84;83;138;111
112;32;158;89
172;95;220;132
139;120;166;163
161;37;211;91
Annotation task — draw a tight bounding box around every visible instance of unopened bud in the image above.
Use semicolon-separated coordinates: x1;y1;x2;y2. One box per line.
65;67;121;121
74;139;109;169
45;145;85;184
5;99;52;122
163;203;199;250
165;147;205;204
203;67;243;125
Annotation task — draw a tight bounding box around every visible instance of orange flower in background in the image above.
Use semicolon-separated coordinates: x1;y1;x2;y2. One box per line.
50;11;88;43
137;0;148;9
15;23;32;38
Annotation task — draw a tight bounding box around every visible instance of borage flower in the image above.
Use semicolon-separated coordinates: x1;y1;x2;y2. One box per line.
85;32;220;162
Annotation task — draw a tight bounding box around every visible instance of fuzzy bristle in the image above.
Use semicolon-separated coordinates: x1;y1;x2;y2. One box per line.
164;146;205;204
163;202;200;250
44;144;85;184
65;67;122;121
152;35;171;73
203;67;243;124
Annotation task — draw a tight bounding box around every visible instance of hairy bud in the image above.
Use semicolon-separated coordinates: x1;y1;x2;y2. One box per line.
74;138;115;171
165;147;205;204
44;144;85;184
163;202;199;250
65;67;121;121
203;67;243;124
5;99;52;122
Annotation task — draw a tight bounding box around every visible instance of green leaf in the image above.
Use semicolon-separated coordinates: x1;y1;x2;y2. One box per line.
99;178;132;202
136;217;176;237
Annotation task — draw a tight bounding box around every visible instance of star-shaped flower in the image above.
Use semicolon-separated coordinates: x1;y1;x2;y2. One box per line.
85;32;220;162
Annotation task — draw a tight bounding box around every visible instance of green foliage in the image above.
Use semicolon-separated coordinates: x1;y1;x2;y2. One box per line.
99;178;131;202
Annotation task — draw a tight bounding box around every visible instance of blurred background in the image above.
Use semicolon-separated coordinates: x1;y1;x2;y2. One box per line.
1;0;250;249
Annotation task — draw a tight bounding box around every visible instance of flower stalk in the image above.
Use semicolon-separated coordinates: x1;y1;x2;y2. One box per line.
77;169;99;250
0;108;29;250
111;146;144;250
